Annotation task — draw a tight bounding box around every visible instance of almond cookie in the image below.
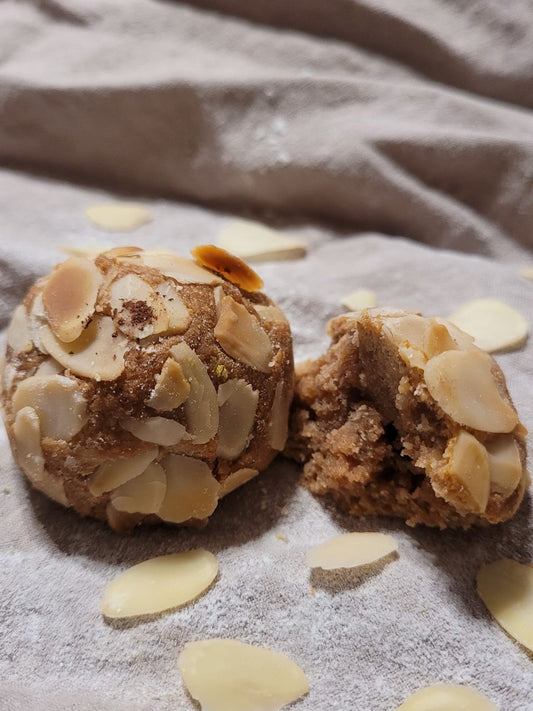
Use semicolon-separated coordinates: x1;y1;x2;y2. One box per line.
1;246;293;532
286;308;527;529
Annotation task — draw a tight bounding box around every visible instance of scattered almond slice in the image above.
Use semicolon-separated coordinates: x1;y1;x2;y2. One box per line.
519;266;533;280
101;550;218;619
214;295;273;372
89;447;158;497
341;289;377;311
307;532;398;570
109;273;169;339
191;245;264;292
42;257;103;343
110;462;166;514
145;357;190;411
396;684;498;710
477;558;533;653
217;379;258;460
448;299;528;353
121;416;186;446
158;454;220;523
219;468;259;497
218;219;307;262
85;202;151;232
178;639;309;711
135;251;223;285
40;315;128;381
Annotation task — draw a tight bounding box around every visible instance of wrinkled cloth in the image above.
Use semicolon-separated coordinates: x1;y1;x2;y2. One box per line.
0;2;532;710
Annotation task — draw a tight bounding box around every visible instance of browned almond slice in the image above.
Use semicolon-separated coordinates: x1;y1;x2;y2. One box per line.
178;639;309;711
269;380;291;451
217;379;258;460
215;295;273;372
109;273;169;339
145;357;190;411
486;435;523;496
42;257;103;343
191;245;264;292
218;219;307;262
307;532;398;570
158;454;220;523
219;468;259;497
85;203;150;232
6;305;32;354
110;462;166;514
101;550;218;619
396;684;497;710
135;251;223;285
12;375;88;440
477;558;533;653
424;350;518;433
40;315;128;381
121;416;186;446
89;447;158;496
444;431;490;513
170;342;218;444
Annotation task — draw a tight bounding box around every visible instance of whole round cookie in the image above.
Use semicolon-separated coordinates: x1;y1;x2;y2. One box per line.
1;246;294;532
287;308;528;528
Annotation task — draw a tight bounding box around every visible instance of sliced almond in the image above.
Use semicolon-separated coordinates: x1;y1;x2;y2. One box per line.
6;304;32;354
12;375;88;441
217;379;258;460
486;434;523;496
35;358;63;377
154;280;191;334
27;293;48;353
341;289;377;311
307;532;398;570
179;639;309;711
219;468;259;497
215;295;273;372
170;342;218;444
101;246;143;258
40;315;128;381
270;380;291;451
396;684;497;711
477;558;533;653
88;446;158;496
2;363;18;393
135;251;223;285
444;431;490;513
85;202;150;232
158;454;220;523
42;257;103;343
381;313;428;352
110;462;167;514
191;245;264;292
109;273;169;339
254;303;289;325
424;350;518;433
218;219;307;262
422;322;457;359
121;416;186;446
145;358;190;411
101;550;218;619
448;298;529;353
13;406;68;506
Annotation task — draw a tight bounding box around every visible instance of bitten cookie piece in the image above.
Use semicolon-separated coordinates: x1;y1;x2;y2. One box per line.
1;246;293;532
287;309;527;529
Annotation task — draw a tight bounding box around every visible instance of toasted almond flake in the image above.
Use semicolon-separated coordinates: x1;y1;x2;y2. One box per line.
444;431;490;513
121;416;186;446
179;639;309;711
270;380;291;451
424;350;518;433
170;342;218;444
341;289;377;311
145;357;190;411
477;558;533;653
519;266;533;280
448;298;529;353
109;273;169;339
110;462;167;514
135;251;223;285
396;684;498;710
40;315;128;381
155;280;191;333
486;434;523;496
254;303;289;324
215;295;273;372
42;257;103;343
101;550;218;619
158;454;220;523
89;447;158;497
6;305;32;353
13;375;88;441
217;379;258;460
307;532;398;570
85;202;150;232
218;219;307;262
13;406;68;506
191;245;264;291
219;468;259;497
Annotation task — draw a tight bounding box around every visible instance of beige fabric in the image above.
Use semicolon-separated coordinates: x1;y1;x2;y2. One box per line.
0;2;532;710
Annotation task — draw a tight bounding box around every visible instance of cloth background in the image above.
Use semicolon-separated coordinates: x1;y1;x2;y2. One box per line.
0;1;532;709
